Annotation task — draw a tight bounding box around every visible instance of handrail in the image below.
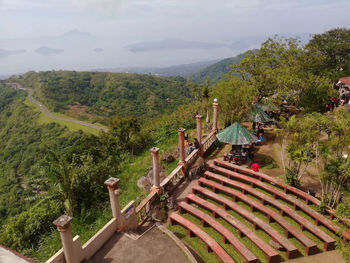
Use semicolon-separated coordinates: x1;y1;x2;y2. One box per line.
135;190;158;224
160;165;183;188
135;131;217;224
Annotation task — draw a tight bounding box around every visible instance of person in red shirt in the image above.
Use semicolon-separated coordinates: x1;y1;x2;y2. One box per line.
251;163;260;172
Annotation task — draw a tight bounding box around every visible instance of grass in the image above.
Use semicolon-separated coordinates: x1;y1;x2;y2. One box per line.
24;98;105;136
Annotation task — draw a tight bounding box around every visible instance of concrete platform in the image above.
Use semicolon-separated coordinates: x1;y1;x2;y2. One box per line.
88;226;188;263
0;245;34;263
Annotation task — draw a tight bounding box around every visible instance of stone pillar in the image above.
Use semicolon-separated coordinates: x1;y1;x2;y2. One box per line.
104;177;122;227
150;147;160;189
53;215;78;263
196;115;203;156
212;99;219;133
178;128;186;165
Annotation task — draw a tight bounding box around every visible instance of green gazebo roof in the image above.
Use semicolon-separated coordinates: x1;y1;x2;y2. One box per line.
256;101;279;112
216;122;258;145
248;106;274;123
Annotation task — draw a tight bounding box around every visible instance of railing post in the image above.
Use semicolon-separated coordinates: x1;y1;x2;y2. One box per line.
104;177;122;228
53;215;78;263
212;99;219;133
178;128;186;165
196;115;203;157
150;147;162;193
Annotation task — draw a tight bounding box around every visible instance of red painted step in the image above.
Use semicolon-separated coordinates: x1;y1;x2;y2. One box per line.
170;213;236;263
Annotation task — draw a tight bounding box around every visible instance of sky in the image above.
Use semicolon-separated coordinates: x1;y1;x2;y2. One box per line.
0;0;350;75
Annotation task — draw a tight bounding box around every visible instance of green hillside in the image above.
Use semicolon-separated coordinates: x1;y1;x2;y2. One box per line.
0;81;201;261
0;86;84;223
15;71;199;123
189;51;249;84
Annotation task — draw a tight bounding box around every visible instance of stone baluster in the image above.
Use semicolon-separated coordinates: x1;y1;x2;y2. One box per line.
212;99;219;133
104;177;122;228
150;147;161;192
53;215;78;263
178;128;186;165
196;115;203;156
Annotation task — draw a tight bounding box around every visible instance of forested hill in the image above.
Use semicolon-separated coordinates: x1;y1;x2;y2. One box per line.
0;85;83;222
15;71;199;122
189;51;249;84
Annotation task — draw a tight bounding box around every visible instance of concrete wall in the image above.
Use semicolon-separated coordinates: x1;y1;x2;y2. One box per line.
82;218;117;260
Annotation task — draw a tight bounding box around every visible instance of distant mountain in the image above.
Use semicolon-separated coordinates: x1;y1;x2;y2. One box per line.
60;29;91;38
125;39;228;52
0;74;11;80
189;51;252;84
95;60;219;77
35;46;64;55
0;49;25;58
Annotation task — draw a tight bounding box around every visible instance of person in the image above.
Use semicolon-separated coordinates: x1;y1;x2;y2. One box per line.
252;162;260;172
241;148;248;162
194;138;200;149
187;143;196;155
184;133;189;146
256;133;263;145
258;126;264;136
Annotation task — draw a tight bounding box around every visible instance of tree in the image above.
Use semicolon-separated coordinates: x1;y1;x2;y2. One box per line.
323;157;350;208
210;76;255;126
43;150;75;215
231;36;305;100
298;75;337;113
306;28;350;84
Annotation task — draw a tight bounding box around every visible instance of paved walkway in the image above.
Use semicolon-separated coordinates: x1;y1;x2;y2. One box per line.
88;227;188;263
0;245;33;263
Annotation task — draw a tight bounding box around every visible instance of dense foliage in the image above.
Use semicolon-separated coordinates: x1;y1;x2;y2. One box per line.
16;71;199;122
0;86;83;223
0;82;201;260
189;52;247;84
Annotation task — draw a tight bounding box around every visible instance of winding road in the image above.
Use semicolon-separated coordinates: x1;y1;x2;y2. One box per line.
7;83;108;132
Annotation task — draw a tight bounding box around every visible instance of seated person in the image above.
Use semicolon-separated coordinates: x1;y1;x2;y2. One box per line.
187;143;196;154
256;133;263;144
194;138;200;149
241;149;248;162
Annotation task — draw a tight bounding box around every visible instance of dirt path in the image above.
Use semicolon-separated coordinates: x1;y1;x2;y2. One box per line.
7;83;108;132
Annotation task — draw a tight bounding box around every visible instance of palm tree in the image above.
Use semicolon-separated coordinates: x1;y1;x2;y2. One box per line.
43;150;75;215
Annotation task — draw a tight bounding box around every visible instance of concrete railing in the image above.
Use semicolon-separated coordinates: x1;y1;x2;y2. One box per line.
47;184;138;263
135;131;217;224
49;101;219;263
135;190;158;224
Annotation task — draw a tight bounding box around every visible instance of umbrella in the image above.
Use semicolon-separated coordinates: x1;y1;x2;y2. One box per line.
248;106;274;123
216;122;258;145
256;100;279;112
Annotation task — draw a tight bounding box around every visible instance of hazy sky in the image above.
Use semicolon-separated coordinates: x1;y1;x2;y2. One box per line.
1;0;350;75
1;0;350;41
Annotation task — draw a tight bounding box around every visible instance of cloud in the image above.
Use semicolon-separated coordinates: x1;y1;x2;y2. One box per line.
68;0;126;16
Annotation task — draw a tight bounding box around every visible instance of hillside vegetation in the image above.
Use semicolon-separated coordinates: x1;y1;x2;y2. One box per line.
0;79;202;261
189;51;248;84
16;71;199;123
0;86;84;223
